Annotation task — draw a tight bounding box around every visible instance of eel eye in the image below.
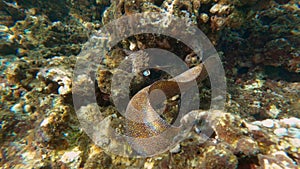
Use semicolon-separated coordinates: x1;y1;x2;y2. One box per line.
142;69;151;77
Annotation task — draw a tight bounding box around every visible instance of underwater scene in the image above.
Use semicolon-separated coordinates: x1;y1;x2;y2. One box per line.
0;0;300;168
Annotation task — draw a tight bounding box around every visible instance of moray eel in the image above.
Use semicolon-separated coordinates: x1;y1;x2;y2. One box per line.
125;63;207;156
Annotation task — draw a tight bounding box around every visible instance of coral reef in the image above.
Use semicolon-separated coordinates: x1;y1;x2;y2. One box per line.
220;0;300;74
0;0;299;168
